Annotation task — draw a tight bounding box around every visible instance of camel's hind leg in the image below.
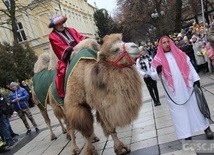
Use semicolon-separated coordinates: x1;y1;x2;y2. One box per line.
96;112;130;155
66;103;97;155
32;89;57;140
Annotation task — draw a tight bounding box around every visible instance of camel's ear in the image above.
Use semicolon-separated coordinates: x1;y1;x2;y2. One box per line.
97;51;105;61
91;63;106;88
115;33;122;40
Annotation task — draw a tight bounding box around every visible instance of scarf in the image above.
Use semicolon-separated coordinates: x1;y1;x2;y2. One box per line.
54;28;75;46
152;36;190;92
138;54;152;72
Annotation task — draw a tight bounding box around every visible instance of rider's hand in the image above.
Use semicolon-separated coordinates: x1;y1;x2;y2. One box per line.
62;47;73;62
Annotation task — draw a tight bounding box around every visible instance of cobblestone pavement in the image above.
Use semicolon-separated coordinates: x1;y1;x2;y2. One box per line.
4;72;214;155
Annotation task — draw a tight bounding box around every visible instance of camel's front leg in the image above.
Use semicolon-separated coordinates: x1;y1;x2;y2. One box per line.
35;101;57;140
91;132;100;143
85;136;98;155
96;112;130;155
111;130;130;155
69;129;80;155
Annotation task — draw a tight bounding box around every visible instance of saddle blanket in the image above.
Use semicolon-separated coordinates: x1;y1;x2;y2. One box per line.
33;48;97;108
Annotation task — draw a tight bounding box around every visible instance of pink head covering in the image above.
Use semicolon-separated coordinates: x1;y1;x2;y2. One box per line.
152;36;190;92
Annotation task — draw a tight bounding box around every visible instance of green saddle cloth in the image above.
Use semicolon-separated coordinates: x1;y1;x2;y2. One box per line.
32;49;97;108
32;69;56;108
52;48;98;105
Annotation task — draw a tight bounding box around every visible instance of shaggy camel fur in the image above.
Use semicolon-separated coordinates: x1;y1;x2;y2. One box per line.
32;39;100;141
64;34;143;155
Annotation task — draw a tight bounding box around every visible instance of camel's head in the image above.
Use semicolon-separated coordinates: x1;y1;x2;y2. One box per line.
98;34;140;68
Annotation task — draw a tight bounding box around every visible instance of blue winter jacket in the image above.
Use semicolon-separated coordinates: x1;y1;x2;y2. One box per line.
9;87;29;111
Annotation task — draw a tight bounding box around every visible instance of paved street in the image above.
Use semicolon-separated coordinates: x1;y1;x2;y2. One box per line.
3;72;214;155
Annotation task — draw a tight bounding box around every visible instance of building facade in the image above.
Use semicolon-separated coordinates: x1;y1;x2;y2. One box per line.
0;0;97;55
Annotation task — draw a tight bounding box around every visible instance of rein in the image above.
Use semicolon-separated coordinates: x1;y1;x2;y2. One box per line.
158;73;195;105
107;43;133;68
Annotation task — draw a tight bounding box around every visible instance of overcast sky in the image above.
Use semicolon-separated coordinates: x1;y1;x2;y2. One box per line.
87;0;117;14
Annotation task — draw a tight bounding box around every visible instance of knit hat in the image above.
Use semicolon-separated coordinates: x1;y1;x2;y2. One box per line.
183;36;188;41
48;14;67;28
10;82;18;87
209;22;214;32
177;33;182;38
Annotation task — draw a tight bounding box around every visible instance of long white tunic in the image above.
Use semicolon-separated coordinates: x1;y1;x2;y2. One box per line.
151;52;209;139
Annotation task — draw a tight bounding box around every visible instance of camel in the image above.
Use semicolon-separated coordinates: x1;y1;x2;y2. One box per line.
32;38;101;141
64;33;143;155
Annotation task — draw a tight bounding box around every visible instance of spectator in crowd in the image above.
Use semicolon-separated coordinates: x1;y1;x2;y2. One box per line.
0;92;18;146
191;35;208;73
9;82;39;135
0;92;19;137
205;41;214;73
21;81;35;108
173;37;179;47
186;26;194;40
207;22;214;73
207;22;214;54
136;50;161;107
0;141;10;153
151;35;213;140
146;42;156;58
48;14;87;102
181;36;198;72
176;33;185;49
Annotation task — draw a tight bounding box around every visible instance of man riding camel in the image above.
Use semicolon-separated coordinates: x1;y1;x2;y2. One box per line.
48;14;87;102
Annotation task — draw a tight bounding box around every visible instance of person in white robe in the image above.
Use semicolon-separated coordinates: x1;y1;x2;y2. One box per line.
151;36;213;140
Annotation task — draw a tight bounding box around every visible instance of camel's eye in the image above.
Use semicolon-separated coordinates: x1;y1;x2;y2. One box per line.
113;48;120;54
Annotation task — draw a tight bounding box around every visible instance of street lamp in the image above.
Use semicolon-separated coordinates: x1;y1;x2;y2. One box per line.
151;9;165;19
151;9;165;38
102;9;108;17
148;26;157;42
160;11;165;16
151;10;159;18
200;0;206;40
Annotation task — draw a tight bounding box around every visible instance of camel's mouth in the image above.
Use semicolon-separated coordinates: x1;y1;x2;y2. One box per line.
126;44;140;59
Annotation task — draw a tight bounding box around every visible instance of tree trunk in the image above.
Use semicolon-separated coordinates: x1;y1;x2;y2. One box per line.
174;0;182;32
204;0;210;24
10;0;18;43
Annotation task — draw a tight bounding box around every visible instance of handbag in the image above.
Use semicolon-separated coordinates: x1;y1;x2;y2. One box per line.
194;85;214;123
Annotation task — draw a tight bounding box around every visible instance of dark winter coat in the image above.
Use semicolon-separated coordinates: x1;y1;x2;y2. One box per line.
0;93;10;117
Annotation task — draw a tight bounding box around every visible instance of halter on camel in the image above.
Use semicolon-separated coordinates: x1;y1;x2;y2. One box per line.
107;43;133;68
